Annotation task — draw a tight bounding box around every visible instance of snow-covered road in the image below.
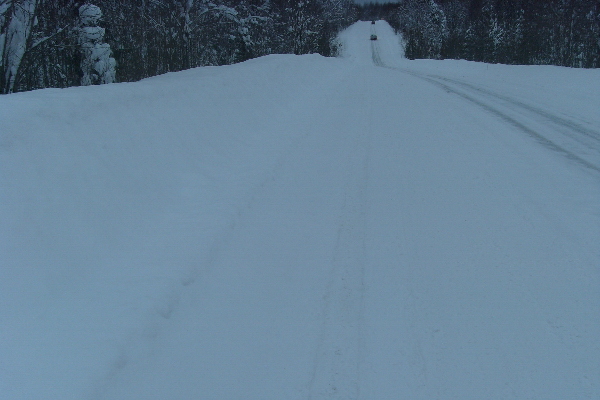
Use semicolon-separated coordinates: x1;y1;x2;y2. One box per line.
1;21;599;400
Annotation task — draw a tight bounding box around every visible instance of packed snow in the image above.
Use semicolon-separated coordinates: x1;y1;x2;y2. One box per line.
1;21;599;399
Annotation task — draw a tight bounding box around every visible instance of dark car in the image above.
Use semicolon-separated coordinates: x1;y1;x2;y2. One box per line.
371;20;376;24
370;34;377;40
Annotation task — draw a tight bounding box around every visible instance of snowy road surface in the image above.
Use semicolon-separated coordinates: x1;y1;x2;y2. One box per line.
1;21;599;399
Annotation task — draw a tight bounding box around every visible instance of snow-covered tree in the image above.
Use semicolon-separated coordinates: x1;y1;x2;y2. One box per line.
440;0;468;58
394;0;448;59
425;0;448;59
233;0;274;61
318;0;357;55
0;0;38;93
274;0;325;55
78;4;115;85
584;4;600;67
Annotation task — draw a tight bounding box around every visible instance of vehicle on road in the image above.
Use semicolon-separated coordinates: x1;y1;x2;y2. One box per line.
370;34;377;40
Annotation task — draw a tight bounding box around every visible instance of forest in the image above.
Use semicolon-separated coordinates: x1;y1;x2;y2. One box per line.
1;0;599;94
362;0;600;67
0;0;357;94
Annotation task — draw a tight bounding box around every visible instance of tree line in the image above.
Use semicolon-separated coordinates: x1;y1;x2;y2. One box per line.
3;0;598;95
361;0;600;68
1;0;357;94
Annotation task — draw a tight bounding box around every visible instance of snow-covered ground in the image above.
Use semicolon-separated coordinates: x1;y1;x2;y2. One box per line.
1;21;599;399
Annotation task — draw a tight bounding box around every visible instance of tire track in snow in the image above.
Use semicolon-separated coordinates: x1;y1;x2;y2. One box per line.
409;72;600;174
90;72;354;400
308;72;371;400
370;44;600;175
431;75;600;145
371;40;384;68
308;137;369;400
